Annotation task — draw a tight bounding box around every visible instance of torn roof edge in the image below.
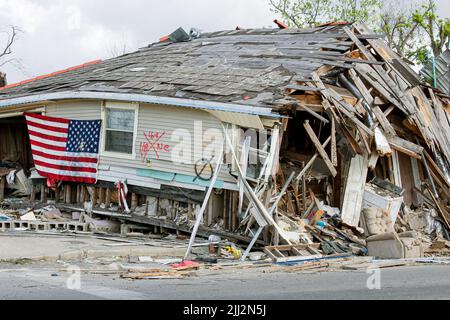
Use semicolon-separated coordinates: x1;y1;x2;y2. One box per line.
0;90;284;118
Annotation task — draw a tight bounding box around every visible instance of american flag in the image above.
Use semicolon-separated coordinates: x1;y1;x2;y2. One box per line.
24;113;102;184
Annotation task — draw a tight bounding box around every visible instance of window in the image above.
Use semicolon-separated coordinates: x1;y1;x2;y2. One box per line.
102;102;138;158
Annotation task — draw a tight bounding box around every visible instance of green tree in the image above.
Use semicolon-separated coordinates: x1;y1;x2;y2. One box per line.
268;0;382;28
411;0;450;63
377;1;422;59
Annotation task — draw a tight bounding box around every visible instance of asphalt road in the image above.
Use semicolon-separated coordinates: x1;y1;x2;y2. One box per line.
0;263;448;300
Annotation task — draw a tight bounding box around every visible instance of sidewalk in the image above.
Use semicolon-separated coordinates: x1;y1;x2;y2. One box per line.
0;233;187;263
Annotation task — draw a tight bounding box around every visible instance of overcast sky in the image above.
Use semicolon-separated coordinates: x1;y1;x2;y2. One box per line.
0;0;449;83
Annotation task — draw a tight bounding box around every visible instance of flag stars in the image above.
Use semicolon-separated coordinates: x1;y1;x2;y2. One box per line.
66;120;102;154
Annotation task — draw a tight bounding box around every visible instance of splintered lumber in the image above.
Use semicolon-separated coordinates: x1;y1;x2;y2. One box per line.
121;270;196;280
348;69;374;105
423;151;450;189
344;26;411;108
388;136;423;159
343;26;374;61
269;171;296;216
372;106;397;136
222;125;292;245
303;121;337;177
277;171;296;216
330;96;374;137
426;186;450;231
341;261;411;270
268;261;329;273
341;154;369;227
331;117;338;167
297;103;330;123
296;136;331;183
354;64;404;111
264;244;322;263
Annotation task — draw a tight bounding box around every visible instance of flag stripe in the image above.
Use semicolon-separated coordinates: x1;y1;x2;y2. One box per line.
30;144;99;158
27;120;69;135
28;130;68;142
34;159;97;173
27;122;69;136
32;155;98;168
25;112;70;125
29;135;67;148
31;150;98;164
35;168;96;184
30;139;67;152
35;165;97;179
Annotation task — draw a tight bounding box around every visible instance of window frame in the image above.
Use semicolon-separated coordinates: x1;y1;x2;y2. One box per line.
100;101;139;160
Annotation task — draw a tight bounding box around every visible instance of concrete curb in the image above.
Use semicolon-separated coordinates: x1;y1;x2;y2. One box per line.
0;246;187;263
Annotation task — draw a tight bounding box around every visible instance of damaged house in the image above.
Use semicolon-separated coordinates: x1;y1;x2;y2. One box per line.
0;22;449;260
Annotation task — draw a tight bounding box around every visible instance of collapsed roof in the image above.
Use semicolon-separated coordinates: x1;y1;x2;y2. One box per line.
0;22;382;109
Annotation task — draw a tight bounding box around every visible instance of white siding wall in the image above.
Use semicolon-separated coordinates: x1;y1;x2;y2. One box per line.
44;100;236;185
45;100;102;119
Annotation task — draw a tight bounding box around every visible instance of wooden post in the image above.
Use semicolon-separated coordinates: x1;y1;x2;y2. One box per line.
79;186;84;203
302;161;307;212
207;196;213;227
231;191;238;231
0;177;5;202
65;185;72;204
131;193;138;211
333;153;342;208
30;184;36;202
223;190;228;230
92;187;98;207
263;185;273;243
273;208;280;246
304;121;337;177
105;188;112;208
55;186;60;203
99;188;106;205
76;185;81;203
40;184;47;203
229;192;234;230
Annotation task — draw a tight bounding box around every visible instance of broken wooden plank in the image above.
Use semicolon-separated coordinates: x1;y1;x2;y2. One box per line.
348;68;374;105
388;136;423;160
331;98;374;137
341;154;369;227
297;103;330;123
264;244;322;263
423;151;450;189
331;117;338;167
303;121;337;177
372;106;397;136
425;186;450;231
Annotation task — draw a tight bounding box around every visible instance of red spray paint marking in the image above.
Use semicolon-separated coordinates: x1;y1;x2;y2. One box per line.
140;131;170;160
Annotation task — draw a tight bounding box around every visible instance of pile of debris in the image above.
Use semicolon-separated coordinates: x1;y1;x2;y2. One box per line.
246;23;450;261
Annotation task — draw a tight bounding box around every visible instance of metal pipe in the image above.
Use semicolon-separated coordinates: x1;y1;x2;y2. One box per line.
338;74;375;126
